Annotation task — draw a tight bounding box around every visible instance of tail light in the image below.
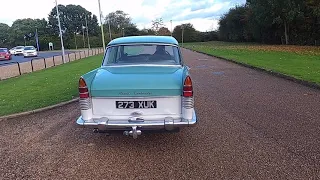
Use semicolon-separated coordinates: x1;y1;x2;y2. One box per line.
182;76;194;118
79;77;91;111
79;77;89;98
183;76;193;97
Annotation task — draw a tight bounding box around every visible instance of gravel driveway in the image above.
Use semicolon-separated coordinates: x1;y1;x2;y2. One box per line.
1;49;319;179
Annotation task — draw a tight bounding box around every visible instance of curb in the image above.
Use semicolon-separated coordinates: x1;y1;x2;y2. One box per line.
0;98;79;121
183;48;320;91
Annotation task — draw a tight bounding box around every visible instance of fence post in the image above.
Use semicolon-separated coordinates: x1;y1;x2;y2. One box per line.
17;62;21;75
53;56;56;66
43;58;47;69
31;59;34;72
68;53;70;62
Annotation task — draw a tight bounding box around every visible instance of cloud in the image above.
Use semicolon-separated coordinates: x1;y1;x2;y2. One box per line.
0;0;246;32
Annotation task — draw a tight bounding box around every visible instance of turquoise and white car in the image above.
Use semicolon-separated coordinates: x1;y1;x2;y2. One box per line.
76;36;197;139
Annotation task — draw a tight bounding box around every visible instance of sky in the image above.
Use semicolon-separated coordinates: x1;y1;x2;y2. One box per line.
0;0;246;32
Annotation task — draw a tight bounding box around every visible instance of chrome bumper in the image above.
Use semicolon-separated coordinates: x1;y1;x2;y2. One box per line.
76;111;197;131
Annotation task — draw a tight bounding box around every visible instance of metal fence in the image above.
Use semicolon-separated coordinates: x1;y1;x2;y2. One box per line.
0;48;104;81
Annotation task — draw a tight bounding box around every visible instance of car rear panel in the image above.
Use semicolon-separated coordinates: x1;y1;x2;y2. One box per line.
90;66;183;97
89;65;183;119
91;96;181;119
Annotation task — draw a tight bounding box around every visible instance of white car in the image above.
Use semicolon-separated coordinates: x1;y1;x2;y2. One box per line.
10;46;25;56
9;47;16;55
23;46;38;58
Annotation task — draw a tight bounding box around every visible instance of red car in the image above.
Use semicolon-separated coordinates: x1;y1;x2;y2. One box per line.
0;48;12;60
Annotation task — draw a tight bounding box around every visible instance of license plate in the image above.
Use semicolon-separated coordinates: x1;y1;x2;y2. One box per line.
0;56;4;58
116;101;157;109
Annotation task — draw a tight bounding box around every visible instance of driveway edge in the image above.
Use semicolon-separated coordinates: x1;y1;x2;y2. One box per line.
0;98;79;121
184;48;320;91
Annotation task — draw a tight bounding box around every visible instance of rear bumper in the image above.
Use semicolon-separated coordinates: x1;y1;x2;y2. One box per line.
24;53;37;57
76;110;197;131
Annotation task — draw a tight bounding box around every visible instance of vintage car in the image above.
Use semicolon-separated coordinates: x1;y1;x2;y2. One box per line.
76;36;197;139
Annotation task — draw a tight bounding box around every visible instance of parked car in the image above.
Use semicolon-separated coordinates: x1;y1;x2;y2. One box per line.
76;36;197;139
9;47;16;55
23;46;37;58
12;46;25;56
0;48;12;60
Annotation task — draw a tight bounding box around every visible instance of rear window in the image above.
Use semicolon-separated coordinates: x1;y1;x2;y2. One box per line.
24;47;35;50
16;46;24;49
0;49;7;52
102;44;181;65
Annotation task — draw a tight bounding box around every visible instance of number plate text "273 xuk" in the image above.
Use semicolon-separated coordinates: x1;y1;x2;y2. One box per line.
116;101;157;109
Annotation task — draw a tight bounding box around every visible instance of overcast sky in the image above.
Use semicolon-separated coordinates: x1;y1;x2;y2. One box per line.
0;0;245;32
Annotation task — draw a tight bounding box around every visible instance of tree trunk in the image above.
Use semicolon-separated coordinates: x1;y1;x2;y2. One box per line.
284;22;289;45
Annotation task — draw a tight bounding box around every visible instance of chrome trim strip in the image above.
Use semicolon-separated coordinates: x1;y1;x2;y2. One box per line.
106;43;179;48
101;64;182;68
79;98;91;110
91;96;181;99
182;97;194;109
76;110;197;129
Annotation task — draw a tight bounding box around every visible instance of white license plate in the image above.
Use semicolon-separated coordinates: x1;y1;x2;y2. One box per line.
116;101;157;109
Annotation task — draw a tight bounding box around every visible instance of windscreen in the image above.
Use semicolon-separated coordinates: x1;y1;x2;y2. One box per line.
103;44;181;65
0;49;7;52
24;47;35;50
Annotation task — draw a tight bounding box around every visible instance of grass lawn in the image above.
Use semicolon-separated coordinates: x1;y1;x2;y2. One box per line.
183;41;320;85
0;55;103;116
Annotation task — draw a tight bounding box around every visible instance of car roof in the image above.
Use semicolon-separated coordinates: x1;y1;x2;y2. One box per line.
24;46;35;48
0;48;7;49
107;35;179;46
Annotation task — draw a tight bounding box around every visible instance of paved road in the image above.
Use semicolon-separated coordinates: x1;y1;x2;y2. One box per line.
0;49;320;179
0;51;77;66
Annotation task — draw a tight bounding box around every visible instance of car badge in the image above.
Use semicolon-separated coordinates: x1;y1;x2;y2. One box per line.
131;111;143;117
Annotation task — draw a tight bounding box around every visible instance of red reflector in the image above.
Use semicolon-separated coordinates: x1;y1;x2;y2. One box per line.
183;91;193;97
79;87;88;93
183;86;192;91
79;93;89;98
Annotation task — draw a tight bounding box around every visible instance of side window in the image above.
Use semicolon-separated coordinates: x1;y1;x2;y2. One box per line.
103;46;118;64
165;46;174;56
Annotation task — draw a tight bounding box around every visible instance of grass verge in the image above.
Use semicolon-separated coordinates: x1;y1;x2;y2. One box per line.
0;55;103;116
183;41;320;85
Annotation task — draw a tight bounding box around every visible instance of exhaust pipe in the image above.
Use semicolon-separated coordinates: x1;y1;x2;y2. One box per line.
123;126;141;139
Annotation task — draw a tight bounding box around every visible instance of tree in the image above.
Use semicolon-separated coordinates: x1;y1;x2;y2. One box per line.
173;23;198;43
0;23;10;47
48;5;99;38
9;18;48;47
124;25;140;36
104;10;135;34
139;28;156;35
247;0;304;45
218;5;249;42
151;18;164;34
158;27;171;36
